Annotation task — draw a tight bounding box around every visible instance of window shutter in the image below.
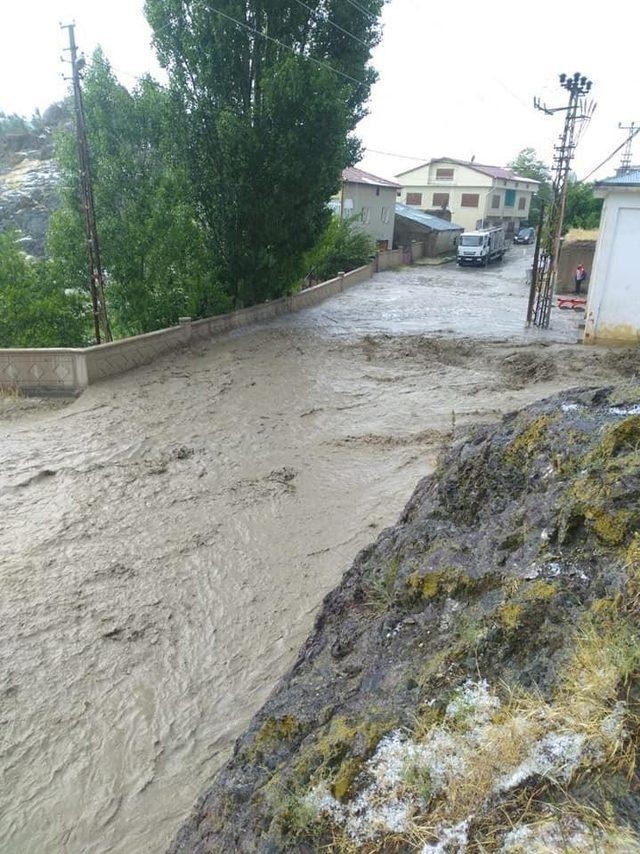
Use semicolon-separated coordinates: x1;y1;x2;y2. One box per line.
432;193;449;207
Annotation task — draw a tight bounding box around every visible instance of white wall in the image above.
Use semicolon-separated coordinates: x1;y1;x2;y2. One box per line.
584;188;640;344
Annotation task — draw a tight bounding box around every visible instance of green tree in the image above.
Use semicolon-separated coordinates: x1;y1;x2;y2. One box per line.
508;148;552;226
144;0;384;307
0;230;87;347
51;51;230;336
563;180;602;231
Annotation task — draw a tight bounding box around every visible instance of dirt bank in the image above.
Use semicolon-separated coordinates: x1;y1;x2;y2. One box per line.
170;384;640;852
1;318;638;853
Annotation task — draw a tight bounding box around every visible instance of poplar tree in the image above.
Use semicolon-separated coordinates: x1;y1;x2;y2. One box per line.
144;0;384;306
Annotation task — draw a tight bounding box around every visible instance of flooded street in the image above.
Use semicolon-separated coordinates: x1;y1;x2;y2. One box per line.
1;250;636;853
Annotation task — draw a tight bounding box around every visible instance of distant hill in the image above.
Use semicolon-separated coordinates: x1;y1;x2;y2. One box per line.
0;103;70;257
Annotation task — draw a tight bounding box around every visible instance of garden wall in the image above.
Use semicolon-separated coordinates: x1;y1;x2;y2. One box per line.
0;260;382;396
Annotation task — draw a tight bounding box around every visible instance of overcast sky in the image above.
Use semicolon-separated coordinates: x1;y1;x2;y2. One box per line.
2;0;639;181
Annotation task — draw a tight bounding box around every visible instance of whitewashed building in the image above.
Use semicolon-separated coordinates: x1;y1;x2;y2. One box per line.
584;169;640;345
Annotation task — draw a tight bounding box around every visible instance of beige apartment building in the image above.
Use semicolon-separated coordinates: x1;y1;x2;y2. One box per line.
396;157;539;233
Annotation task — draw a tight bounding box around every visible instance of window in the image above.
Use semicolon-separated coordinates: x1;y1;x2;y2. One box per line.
432;192;449;208
491;194;500;209
435;168;454;180
406;192;422;205
504;189;516;207
360;206;371;224
461;193;479;208
460;235;483;246
380;207;390;223
518;196;526;210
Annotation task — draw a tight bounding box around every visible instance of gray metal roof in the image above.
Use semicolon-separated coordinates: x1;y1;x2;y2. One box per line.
596;169;640;187
394;203;463;232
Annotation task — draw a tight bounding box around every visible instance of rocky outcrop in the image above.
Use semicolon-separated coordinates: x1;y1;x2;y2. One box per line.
0;103;69;256
171;384;640;852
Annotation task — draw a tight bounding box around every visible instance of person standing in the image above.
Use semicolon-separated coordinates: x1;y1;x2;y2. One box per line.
574;264;587;295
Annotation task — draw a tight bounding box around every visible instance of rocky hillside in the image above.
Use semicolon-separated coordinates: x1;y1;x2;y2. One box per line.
171;383;640;852
0;103;69;256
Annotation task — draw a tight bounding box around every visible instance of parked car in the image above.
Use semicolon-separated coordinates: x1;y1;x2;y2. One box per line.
514;227;535;245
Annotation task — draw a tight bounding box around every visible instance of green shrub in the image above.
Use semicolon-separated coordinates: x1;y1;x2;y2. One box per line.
302;216;375;284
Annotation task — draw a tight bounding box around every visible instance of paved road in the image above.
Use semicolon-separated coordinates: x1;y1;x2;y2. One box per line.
269;245;582;343
0;251;613;854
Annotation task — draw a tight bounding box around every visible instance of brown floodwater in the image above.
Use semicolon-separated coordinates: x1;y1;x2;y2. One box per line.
1;254;634;852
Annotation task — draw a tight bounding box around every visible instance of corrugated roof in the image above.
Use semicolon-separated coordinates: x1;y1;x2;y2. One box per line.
394;203;464;232
396;157;540;185
596;169;640;187
342;166;400;189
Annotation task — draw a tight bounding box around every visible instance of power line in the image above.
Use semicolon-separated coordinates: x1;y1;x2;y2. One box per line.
579;125;640;183
291;0;368;46
364;146;427;161
150;3;368;87
343;0;378;22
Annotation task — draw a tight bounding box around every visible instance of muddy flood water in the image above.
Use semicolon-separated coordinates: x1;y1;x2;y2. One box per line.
1;251;638;852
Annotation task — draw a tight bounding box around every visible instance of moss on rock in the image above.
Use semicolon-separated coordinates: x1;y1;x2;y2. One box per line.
407;566;472;600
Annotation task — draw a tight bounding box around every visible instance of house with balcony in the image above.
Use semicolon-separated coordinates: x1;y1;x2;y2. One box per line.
330;167;400;249
396;157;540;234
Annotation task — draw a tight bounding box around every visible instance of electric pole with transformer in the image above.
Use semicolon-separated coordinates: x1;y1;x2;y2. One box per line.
527;73;595;329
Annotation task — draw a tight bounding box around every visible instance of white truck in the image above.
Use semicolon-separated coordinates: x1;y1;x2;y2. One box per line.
457;227;506;267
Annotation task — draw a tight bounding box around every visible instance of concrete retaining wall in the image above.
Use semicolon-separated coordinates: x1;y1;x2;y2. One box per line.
0;348;87;396
0;261;379;396
557;238;597;294
377;248;403;271
411;241;425;261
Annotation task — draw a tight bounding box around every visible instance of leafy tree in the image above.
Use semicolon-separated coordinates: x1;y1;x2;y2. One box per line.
508;147;552;226
563;180;602;231
51;51;230;337
0;113;30;137
302;215;374;282
0;230;87;347
144;0;384;307
509;148;551;186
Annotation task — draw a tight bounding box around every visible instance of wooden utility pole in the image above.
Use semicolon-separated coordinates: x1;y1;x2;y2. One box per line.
61;23;111;343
